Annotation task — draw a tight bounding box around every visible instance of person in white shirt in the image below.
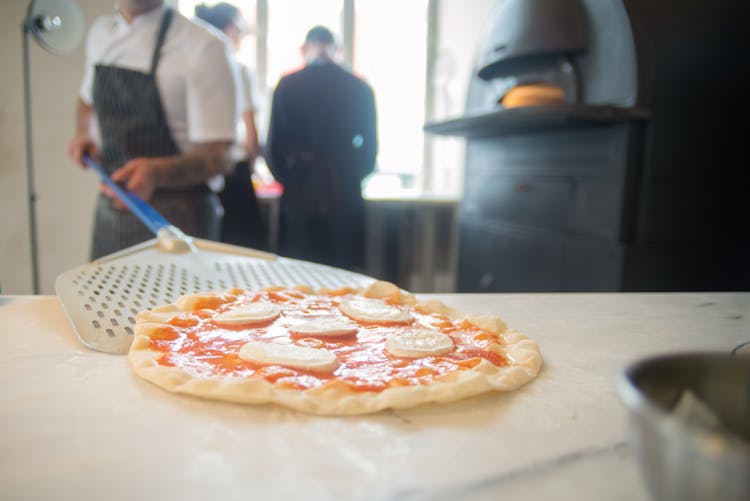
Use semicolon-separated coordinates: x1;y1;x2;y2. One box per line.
194;2;267;249
67;0;239;259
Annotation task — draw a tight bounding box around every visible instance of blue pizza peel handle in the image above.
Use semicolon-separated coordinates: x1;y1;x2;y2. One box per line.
82;154;196;254
82;154;170;235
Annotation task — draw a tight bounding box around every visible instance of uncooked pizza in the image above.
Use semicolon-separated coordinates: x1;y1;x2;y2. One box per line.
129;281;542;415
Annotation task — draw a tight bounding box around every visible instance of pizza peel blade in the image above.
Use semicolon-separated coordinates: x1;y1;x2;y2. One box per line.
55;157;375;355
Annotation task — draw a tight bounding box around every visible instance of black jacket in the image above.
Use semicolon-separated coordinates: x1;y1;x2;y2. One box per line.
266;60;377;217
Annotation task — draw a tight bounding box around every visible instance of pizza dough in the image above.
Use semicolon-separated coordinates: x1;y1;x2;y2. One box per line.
129;281;543;415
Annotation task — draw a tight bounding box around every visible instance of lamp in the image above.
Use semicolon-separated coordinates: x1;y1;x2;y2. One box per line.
22;0;84;293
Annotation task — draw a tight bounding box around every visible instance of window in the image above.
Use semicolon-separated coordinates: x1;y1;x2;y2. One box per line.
354;0;428;192
267;1;344;91
178;0;454;197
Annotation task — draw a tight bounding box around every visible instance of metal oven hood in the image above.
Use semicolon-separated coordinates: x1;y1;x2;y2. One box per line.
475;0;588;82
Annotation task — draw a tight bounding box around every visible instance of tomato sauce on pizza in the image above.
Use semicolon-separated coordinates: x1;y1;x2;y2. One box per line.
148;288;508;393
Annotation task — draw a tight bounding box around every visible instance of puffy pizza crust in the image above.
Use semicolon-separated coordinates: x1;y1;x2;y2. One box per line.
129;281;542;415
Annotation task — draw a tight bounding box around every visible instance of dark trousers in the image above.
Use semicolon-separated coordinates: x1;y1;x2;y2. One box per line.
279;206;364;271
218;160;268;250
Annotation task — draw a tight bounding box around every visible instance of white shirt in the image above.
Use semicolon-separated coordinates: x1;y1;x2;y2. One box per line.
239;63;260;114
79;6;239;154
231;62;261;162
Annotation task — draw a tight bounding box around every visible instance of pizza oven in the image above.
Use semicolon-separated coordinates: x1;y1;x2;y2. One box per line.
469;0;639;110
425;0;749;292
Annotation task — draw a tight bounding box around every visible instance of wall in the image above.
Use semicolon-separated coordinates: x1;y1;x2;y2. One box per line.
0;0;109;294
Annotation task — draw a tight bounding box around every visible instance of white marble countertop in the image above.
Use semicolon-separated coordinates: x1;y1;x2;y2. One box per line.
1;293;747;501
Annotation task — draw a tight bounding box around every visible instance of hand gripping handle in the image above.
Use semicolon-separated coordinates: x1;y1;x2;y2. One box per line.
83;154;170;236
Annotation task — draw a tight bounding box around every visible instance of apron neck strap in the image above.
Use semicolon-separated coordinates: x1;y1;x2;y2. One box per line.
150;7;175;75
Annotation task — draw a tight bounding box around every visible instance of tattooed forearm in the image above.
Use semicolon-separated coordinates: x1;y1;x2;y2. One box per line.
153;141;233;188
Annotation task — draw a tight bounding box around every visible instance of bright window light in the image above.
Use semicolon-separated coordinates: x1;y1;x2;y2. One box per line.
354;0;428;190
177;0;432;196
267;1;344;90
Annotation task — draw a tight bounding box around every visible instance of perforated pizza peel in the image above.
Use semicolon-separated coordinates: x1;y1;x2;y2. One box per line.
55;157;375;355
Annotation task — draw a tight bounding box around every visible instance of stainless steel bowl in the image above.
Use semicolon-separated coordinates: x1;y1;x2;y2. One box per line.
619;352;750;501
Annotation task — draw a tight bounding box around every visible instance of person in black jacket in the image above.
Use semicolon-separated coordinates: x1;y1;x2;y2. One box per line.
266;26;377;271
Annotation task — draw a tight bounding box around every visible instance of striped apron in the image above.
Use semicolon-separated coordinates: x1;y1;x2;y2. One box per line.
90;7;221;259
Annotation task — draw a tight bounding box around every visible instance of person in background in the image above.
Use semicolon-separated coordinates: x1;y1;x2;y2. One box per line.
266;25;377;271
195;2;268;250
68;0;238;259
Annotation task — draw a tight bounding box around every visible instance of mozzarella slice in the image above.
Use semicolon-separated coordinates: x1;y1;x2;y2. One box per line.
386;329;454;358
289;319;358;337
340;297;414;324
239;341;340;373
214;302;281;326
